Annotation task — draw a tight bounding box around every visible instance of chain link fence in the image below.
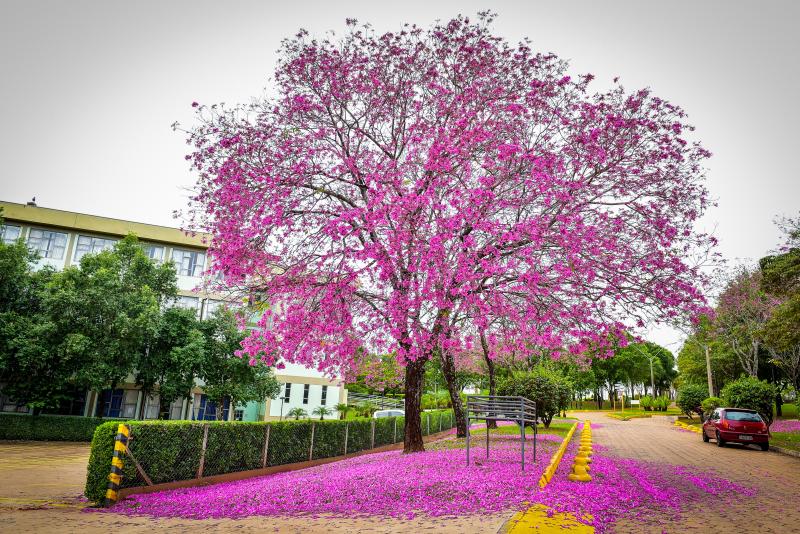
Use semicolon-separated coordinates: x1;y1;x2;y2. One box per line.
86;410;455;503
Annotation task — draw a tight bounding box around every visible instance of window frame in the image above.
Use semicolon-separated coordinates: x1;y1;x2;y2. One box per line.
73;234;118;262
27;227;68;259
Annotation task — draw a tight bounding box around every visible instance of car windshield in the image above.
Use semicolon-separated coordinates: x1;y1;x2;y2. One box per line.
725;411;762;422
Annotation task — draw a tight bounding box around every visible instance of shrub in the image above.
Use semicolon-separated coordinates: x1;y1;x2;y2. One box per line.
497;367;571;428
640;395;654;411
721;376;777;425
676;384;707;419
701;396;722;416
84;410;454;505
0;413;123;442
653;396;670;412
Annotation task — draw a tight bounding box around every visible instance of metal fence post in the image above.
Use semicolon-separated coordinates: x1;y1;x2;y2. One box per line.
309;422;316;462
344;422;349;455
393;417;397;443
262;425;271;468
197;424;209;478
370;419;375;449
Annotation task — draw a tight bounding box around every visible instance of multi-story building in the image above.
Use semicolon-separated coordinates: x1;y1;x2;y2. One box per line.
0;200;346;421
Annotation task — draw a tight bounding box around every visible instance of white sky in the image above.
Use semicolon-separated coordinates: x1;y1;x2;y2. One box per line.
1;0;798;351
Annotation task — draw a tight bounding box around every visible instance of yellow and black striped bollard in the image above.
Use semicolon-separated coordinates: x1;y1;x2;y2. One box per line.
105;423;130;506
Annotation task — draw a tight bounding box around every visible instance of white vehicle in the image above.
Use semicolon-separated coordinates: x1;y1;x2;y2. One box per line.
373;409;405;419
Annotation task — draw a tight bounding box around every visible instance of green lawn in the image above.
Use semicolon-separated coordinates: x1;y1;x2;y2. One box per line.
603;408;682;421
771;432;800;452
776;403;798;419
469;420;576;439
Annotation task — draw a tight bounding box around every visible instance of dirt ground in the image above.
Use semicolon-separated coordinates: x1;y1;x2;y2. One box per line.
1;415;799;533
0;439;508;533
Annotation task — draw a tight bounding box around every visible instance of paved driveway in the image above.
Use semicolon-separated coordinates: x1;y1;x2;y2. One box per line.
0;441;90;508
591;414;800;533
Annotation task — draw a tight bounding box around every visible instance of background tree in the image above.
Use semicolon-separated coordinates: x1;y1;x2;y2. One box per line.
186;14;715;451
0;237;63;413
287;407;307;420
720;376;777;426
312;405;333;420
334;402;351;420
497;366;571;428
135;307;205;419
199;308;281;419
713;268;779;377
676;383;707;420
47;235;177;399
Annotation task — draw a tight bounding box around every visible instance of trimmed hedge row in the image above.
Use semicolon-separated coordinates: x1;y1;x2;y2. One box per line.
85;410;454;504
0;413;124;441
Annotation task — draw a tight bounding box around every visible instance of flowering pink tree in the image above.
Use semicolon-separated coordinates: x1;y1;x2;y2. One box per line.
715;268;781;376
185;14;714;452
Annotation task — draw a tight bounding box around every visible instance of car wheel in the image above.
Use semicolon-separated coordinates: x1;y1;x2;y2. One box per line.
760;442;769;451
715;431;725;447
702;429;709;443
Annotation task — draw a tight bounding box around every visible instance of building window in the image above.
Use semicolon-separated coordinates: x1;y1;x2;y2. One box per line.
303;384;310;404
174;295;200;313
0;224;21;244
234;409;244;421
73;235;118;261
27;228;68;259
283;383;291;403
172;249;206;277
203;299;225;319
321;385;328;405
98;388;125;418
0;393;30;413
142;244;164;262
196;395;230;421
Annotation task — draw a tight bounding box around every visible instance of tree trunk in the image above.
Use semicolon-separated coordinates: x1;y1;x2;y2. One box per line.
775;392;783;417
439;350;467;438
480;332;497;429
403;358;427;453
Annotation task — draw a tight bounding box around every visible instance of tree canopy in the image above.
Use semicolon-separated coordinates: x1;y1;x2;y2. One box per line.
184;14;714;451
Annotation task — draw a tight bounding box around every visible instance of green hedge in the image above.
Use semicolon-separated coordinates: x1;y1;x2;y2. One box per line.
84;410;454;504
0;413;124;441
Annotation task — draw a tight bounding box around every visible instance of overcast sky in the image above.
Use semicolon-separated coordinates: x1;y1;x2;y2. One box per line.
1;0;798;350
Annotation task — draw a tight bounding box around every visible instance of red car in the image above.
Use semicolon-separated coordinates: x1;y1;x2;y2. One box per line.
702;408;770;451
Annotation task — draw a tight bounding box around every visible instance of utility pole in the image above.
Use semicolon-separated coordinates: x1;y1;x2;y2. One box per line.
705;345;714;397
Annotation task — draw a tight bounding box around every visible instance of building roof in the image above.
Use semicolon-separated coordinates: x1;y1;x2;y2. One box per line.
0;200;208;248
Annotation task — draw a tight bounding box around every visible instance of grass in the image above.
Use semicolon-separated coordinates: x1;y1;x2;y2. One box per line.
469;420;576;439
603;408;682;421
776;403;798;419
771;432;800;452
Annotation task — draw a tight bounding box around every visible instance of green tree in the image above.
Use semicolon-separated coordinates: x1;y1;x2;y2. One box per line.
676;383;707;420
135;307;205;419
312;406;333;420
0;237;64;412
287;407;308;420
198;308;281;419
721;375;777;425
335;402;351;420
497;366;571;428
47;235;177;396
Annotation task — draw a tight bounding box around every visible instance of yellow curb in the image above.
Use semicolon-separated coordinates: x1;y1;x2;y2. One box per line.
504;504;595;533
537;421;578;489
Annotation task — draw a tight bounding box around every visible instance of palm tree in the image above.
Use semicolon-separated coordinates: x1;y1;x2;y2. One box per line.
286;407;308;420
313;406;333;420
335;403;351;420
357;401;378;418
